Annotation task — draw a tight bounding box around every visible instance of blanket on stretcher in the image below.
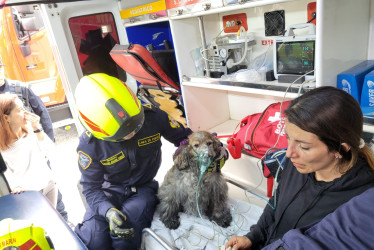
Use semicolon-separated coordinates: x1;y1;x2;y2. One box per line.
143;198;264;250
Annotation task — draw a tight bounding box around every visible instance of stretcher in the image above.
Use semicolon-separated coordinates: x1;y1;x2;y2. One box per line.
140;178;267;250
110;43;181;92
110;43;187;126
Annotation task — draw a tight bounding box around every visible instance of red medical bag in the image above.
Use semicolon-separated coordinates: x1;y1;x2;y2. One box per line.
225;101;290;159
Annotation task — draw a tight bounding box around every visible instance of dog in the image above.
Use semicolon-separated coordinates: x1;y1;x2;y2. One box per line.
157;131;232;230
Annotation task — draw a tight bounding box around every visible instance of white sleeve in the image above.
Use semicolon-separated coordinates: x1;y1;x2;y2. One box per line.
3;161;21;191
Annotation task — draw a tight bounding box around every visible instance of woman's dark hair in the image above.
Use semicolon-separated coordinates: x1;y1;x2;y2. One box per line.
285;86;374;171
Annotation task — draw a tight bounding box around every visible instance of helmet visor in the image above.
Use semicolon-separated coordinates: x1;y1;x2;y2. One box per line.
102;99;144;141
102;104;144;142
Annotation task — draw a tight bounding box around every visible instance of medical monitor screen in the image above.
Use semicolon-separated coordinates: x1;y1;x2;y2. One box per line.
276;40;315;76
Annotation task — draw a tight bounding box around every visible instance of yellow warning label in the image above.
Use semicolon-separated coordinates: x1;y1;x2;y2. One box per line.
120;0;166;19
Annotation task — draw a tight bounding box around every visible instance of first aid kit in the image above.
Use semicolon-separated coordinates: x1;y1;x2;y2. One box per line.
223;101;290;160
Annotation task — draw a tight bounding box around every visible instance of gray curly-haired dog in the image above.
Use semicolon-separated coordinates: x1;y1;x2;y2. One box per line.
157;131;232;229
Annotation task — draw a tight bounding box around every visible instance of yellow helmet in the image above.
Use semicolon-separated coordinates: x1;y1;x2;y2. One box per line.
75;73;144;141
0;218;54;249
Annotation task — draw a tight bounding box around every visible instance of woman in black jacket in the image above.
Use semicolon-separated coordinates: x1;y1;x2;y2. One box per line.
226;86;374;250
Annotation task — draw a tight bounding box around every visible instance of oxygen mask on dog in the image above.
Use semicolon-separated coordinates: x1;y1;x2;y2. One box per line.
196;150;213;176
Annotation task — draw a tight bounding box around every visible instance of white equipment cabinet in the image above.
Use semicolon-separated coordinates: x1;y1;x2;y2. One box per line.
150;0;371;196
5;0;372;197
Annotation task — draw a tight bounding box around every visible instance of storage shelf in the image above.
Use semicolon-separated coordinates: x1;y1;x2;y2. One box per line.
123;16;169;27
169;0;293;20
208;119;239;139
181;76;311;98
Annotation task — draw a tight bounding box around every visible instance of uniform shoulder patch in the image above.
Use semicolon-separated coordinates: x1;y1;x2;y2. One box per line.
78;151;92;169
168;115;180;128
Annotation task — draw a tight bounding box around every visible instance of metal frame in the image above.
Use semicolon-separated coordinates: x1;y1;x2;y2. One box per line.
140;228;177;250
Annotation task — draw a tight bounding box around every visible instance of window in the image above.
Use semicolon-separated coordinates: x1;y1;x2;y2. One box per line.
69;13;126;82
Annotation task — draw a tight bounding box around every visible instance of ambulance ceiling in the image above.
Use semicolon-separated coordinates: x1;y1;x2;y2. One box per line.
3;0;158;8
3;0;88;6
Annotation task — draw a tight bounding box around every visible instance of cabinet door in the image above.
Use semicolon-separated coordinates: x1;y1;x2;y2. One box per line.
40;0;128;134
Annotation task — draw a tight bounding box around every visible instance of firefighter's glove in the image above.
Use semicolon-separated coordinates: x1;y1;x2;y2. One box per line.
105;208;135;240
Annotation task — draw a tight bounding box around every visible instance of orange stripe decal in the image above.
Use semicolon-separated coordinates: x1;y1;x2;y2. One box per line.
79;111;110;136
122;81;140;109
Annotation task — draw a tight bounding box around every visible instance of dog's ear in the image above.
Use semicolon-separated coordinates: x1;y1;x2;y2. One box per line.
212;135;223;159
173;144;191;170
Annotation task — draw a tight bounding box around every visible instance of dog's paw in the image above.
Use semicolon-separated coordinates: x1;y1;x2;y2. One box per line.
162;217;180;230
212;213;232;228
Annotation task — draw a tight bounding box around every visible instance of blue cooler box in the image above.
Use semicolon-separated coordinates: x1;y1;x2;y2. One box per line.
361;70;374;118
337;60;374;103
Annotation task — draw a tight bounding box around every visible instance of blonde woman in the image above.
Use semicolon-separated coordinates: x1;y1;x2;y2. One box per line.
0;93;57;207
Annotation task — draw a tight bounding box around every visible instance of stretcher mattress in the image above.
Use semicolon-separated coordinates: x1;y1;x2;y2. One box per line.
110;44;181;91
143;198;264;250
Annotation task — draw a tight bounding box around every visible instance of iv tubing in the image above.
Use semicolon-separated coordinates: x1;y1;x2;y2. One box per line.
228;26;248;67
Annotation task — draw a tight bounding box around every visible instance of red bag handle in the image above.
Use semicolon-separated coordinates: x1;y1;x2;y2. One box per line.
216;119;248;159
240;116;249;125
227;138;241;159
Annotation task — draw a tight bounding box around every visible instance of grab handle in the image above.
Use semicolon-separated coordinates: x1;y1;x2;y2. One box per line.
285;23;316;36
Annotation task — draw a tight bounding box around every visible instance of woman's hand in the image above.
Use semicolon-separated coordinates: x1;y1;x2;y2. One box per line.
225;236;252;250
11;186;25;194
24;111;40;131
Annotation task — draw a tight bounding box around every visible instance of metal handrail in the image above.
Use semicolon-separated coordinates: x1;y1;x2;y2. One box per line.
141;228;178;250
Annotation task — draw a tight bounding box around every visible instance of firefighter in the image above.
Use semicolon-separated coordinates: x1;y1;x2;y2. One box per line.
0;59;69;223
73;73;195;249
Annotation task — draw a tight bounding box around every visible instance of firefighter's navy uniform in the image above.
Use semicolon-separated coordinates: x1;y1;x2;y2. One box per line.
75;104;192;249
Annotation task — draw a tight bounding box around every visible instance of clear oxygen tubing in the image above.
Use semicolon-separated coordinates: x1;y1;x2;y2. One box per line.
193;149;230;241
260;72;315;209
192;149;212;219
227;26;248;68
261;69;316;163
194;149;212;220
199;25;229;63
